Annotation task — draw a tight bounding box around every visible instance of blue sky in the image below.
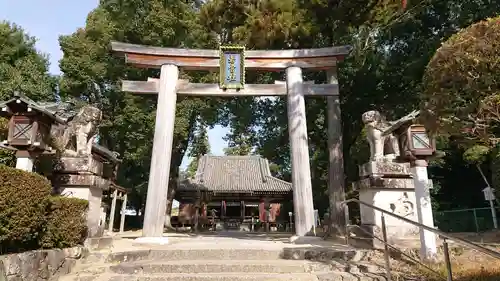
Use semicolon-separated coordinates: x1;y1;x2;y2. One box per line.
0;0;228;169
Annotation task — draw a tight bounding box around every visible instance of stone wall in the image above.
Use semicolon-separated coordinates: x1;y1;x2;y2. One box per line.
0;247;86;281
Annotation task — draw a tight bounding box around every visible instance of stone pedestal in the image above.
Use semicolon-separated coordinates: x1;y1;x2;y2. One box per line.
354;161;422;245
53;156;111;238
15;156;34;172
412;160;438;260
61;185;104;237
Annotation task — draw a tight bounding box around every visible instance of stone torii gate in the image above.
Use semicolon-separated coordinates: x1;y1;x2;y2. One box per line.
111;42;352;240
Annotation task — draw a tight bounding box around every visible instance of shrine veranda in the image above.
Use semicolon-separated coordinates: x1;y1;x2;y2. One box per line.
111;42;352;238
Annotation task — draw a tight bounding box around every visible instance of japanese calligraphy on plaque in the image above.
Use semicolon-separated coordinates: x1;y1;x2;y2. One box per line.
219;46;245;89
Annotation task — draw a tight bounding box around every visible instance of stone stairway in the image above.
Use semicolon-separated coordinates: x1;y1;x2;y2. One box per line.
59;247;388;281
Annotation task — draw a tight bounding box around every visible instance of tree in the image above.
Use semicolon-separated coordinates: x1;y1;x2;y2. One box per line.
199;0;312;162
223;131;254;156
185;123;210;178
223;145;253;156
199;0;311;160
0;21;57;166
421;17;500;146
421;16;500;195
0;21;56;101
56;0;500;233
58;0;220;223
200;0;500;228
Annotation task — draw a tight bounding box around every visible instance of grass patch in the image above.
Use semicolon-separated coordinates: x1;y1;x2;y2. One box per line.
359;245;500;281
416;258;500;281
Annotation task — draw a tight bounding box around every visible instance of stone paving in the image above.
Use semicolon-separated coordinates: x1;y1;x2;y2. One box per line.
110;231;353;251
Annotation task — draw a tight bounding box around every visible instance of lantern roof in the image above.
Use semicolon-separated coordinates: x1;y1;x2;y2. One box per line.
92;143;121;164
0;92;78;124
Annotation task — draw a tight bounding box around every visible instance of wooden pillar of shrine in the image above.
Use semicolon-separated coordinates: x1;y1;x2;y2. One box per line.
119;193;128;233
108;189;118;233
241;200;245;221
326;69;346;236
286;66;315;237
142;64;179;238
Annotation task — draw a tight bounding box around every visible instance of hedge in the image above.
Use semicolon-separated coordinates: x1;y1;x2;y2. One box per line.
0;165;52;253
0;165;89;254
40;197;88;249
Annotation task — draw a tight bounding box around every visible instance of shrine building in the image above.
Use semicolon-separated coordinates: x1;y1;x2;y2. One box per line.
176;155;293;231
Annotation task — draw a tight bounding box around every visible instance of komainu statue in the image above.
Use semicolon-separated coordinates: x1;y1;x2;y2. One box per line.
362;110;420;162
362;110;401;161
51;105;102;157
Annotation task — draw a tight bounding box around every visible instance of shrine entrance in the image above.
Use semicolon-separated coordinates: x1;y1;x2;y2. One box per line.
111;42;352;239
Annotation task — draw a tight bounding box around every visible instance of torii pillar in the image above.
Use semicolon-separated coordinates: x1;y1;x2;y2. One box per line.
139;64;179;241
286;66;316;237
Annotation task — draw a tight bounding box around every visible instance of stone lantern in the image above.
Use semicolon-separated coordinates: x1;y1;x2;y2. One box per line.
0;93;64;171
355;110;439;260
405;124;436;157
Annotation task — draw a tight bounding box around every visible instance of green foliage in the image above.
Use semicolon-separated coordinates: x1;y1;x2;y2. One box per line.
51;0;500;224
0;149;15;166
0;117;15;166
223;144;253;156
0;22;56;166
58;0;221;212
0;21;56;101
200;0;311;48
40;197;88;249
490;146;500;192
185;124;210;178
421;17;500;143
185;160;198;179
0;166;88;253
421;16;500;207
0;165;51;253
0;117;15;167
463;145;491;164
204;0;500;218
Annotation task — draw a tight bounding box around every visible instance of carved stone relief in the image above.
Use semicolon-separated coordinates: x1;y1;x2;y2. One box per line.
359;161;411;178
389;192;414;218
371;225;382;238
355;177;415;190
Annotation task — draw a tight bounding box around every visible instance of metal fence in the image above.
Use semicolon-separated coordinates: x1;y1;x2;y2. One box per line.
435;207;500;233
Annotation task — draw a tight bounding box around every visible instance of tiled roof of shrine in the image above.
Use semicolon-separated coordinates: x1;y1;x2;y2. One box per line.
178;155;292;194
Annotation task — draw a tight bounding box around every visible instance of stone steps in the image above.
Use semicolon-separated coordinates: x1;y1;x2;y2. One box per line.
106;260;383;274
64;272;322;281
61;258;387;281
60;247;388;281
62;271;390;281
106;249;284;262
105;247;359;263
109;260;329;274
